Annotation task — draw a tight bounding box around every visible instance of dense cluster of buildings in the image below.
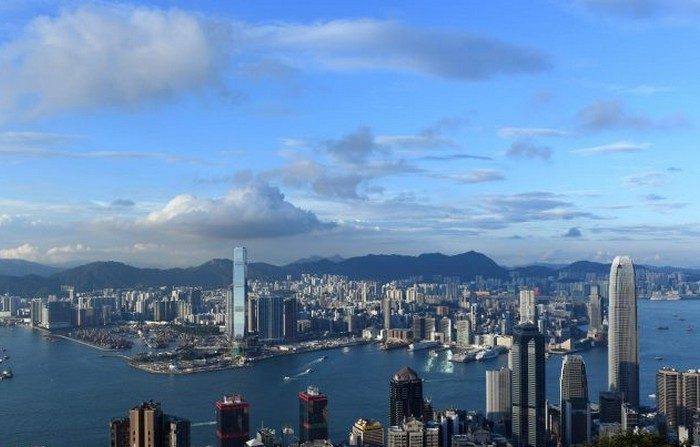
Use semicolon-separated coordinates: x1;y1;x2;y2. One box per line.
3;248;699;446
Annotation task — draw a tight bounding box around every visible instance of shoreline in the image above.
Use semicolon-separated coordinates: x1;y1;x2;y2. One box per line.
31;326;121;353
27;325;373;375
129;338;374;375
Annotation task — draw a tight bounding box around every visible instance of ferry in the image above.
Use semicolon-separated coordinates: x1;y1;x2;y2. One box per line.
449;351;476;363
475;348;499;361
408;340;440;351
650;291;681;301
0;367;12;380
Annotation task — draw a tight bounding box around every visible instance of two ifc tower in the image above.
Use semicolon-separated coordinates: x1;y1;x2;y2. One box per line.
389;256;639;447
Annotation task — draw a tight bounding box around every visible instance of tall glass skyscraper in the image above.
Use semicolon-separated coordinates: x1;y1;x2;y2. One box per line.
511;323;546;447
560;355;590;447
226;247;247;340
608;255;639;408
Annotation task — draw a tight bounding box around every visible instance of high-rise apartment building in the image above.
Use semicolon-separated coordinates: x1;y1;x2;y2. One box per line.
216;394;250;447
283;297;298;341
511;323;546;447
657;368;700;437
390;367;424;426
587;285;603;337
387;418;434;447
299;386;328;442
351;418;385;447
486;367;511;426
383;298;392;331
608;256;639;408
560;355;590;446
455;319;471;348
109;401;190;447
518;290;537;324
258;296;285;341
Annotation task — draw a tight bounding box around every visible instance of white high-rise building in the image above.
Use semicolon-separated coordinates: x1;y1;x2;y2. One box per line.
608;256;639;408
226;247;247;340
486;367;511;425
518;289;537;324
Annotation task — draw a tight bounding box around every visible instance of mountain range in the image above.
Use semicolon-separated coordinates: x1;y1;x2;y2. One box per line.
0;251;698;296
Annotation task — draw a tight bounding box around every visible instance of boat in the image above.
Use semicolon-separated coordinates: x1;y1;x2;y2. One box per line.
0;367;12;380
650;291;681;301
283;376;291;381
657;326;670;331
408;340;440;351
655;356;664;361
428;350;439;358
475;348;499;361
321;355;328;360
649;394;656;399
449;351;476;363
3;355;8;360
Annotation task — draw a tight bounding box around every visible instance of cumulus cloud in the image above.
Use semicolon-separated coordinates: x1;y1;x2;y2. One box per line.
0;243;39;260
563;227;583;238
240;19;550;81
0;5;228;118
506;140;552;160
143;182;333;238
498;127;569;138
576;100;689;131
572;141;648;155
576;0;700;19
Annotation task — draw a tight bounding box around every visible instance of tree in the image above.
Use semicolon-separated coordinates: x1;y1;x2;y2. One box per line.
580;432;673;447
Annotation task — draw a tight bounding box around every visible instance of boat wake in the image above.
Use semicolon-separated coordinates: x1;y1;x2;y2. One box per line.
283;367;313;381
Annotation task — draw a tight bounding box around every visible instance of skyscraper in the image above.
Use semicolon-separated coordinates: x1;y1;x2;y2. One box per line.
216;394;250;447
608;256;639;408
657;368;700;436
587;285;602;337
383;298;392;331
299;385;328;442
518;290;537;324
351;418;385;447
283;297;298;342
560;355;590;447
227;247;247;340
258;295;284;341
486;367;512;427
511;323;546;447
390;367;424;426
109;401;191;447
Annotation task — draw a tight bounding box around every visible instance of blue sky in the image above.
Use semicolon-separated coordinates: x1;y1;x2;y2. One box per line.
0;0;698;267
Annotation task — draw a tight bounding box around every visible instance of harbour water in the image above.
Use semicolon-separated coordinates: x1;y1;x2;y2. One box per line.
1;300;699;446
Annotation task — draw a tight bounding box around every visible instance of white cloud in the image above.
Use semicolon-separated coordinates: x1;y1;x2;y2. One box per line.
498;127;569;138
443;169;505;184
0;243;39;260
238;19;550;80
0;5;228;118
46;244;92;256
142;182;333;238
572;141;648;155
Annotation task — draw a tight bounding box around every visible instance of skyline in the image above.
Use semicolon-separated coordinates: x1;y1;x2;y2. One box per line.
1;1;700;267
